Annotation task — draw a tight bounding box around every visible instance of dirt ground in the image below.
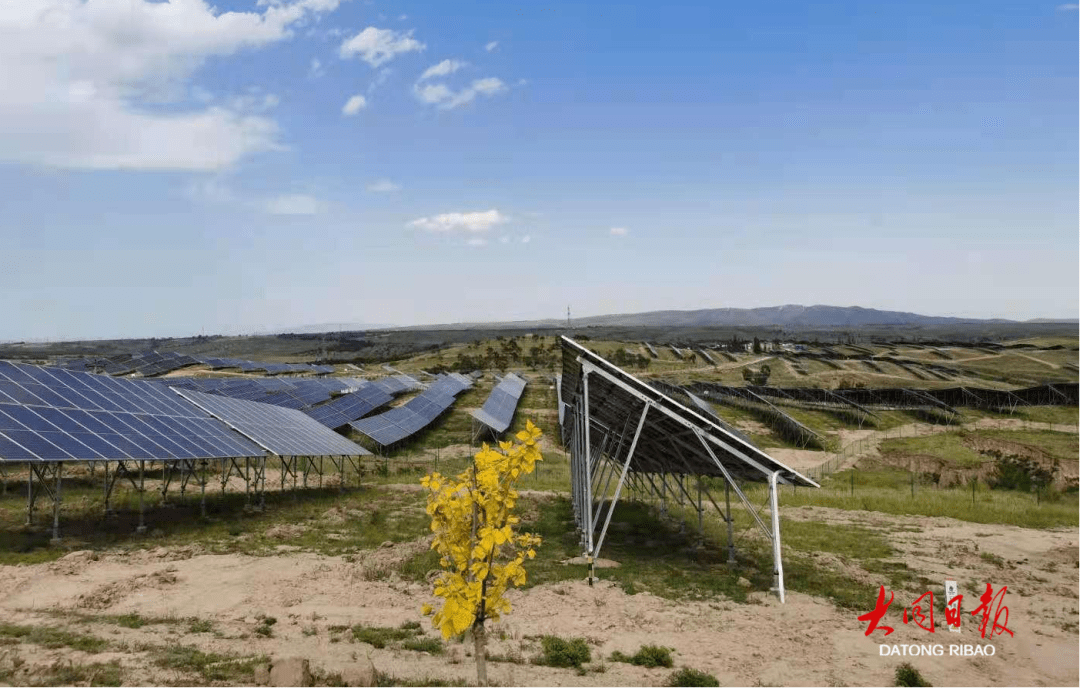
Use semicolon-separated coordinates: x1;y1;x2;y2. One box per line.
0;505;1076;687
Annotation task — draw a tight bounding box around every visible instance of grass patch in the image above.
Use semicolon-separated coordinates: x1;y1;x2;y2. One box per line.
0;479;433;565
535;636;591;668
0;622;108;653
895;662;932;687
375;672;467;687
668;667;720;686
402;637;443;654
352;621;427;650
774;469;1077;529
27;660;122;687
152;645;267;683
880;434;987;467
188;618;214;634
610;644;674;668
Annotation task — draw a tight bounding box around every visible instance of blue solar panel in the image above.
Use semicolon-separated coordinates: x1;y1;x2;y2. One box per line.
0;361;266;463
349;373;471;446
471;373;527;434
175;389;369;457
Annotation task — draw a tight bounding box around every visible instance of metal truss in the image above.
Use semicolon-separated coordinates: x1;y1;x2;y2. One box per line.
560;337;817;602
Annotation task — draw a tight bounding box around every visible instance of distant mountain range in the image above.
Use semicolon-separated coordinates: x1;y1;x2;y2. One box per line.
377;305;1077;332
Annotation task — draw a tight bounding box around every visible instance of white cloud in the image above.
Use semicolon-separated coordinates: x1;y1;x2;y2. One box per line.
186;176;327;215
414;83;455;105
0;0;343;171
485;41;499;52
184;175;237;204
228;91;280;113
339;27;424;67
520;235;531;244
367;179;401;193
466;238;487;247
498;236;510;244
409;209;507;233
309;58;325;78
1057;4;1079;10
265;193;323;215
413;77;507;110
610;227;629;236
342;94;367;115
368;68;393;93
418;59;466;82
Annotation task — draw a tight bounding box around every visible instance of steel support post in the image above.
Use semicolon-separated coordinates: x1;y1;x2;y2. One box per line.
582;372;594;567
51;462;62;543
592;403;649;562
26;464;35;526
259;456;267;509
725;481;735;563
200;460;208;518
136;460;146;534
697;477;704;539
769;470;785;603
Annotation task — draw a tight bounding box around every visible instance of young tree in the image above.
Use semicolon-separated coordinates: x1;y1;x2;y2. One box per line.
420;421;544;685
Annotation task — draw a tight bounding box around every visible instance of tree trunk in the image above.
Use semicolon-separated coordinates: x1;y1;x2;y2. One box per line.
473;622;487;686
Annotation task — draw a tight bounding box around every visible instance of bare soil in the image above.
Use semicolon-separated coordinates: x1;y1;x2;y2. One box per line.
0;508;1075;687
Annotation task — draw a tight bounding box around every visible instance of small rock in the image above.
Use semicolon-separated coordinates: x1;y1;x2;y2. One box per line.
379;541;394;549
253;663;271;686
270;657;312;687
737;577;752;589
342;657;378;687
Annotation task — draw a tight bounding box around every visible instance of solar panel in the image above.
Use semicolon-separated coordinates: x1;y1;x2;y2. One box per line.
349;373;471;446
175;389;369;457
303;385;394;428
471;373;528;433
0;362;265;462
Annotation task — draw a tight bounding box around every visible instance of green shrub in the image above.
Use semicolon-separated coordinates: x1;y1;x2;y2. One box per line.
988;455;1056;493
537;636;591;668
402;637;443;655
668;667;719;687
610;645;674;668
895;662;931;687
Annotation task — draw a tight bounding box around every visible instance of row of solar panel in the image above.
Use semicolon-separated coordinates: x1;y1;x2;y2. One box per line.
158;374;421;414
470;373;528;433
0;361;368;462
61;352;335;377
349;374;472;446
303;385;394;429
177;390;368;457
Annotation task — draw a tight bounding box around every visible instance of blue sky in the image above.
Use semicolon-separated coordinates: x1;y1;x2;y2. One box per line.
0;0;1076;340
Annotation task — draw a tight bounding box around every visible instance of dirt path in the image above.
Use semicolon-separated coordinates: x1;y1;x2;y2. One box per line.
1012;353;1060;370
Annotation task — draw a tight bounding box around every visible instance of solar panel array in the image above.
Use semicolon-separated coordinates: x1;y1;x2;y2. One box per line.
0;362;265;463
176;389;370;457
304;384;394;428
470;373;528;434
158;374;421;411
60;353;335;377
350;374;472;447
192;356;335;375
